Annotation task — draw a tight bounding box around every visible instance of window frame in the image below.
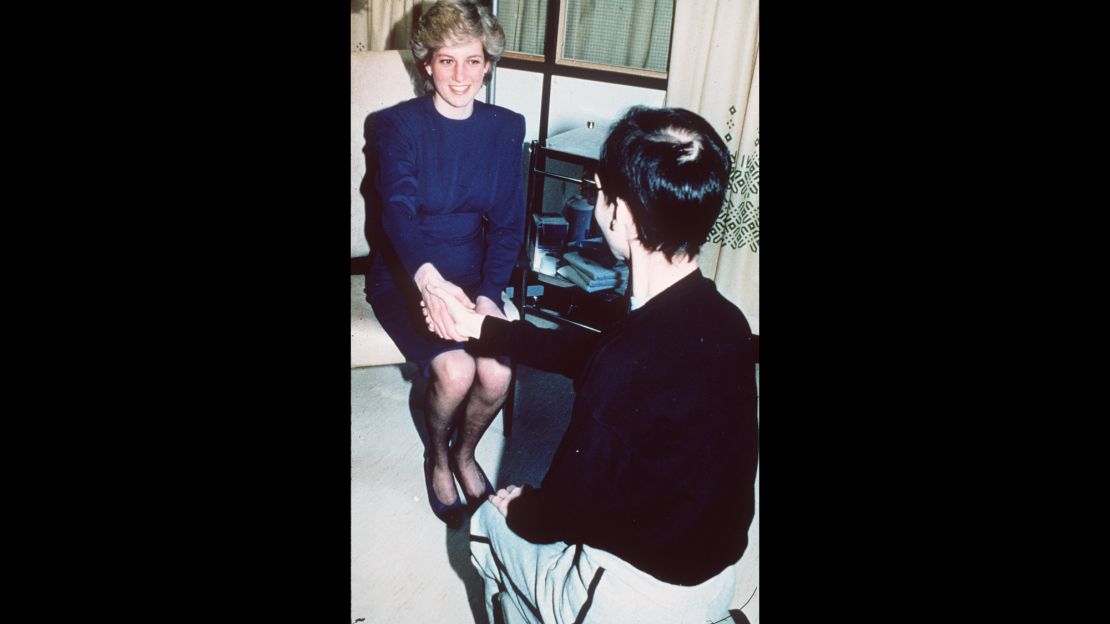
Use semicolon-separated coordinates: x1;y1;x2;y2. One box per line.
553;0;670;80
495;0;673;142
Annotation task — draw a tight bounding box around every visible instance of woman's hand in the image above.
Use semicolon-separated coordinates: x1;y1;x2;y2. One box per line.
413;263;474;342
424;285;486;339
489;485;525;517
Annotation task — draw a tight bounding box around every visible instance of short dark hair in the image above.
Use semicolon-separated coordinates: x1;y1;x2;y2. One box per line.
597;106;731;260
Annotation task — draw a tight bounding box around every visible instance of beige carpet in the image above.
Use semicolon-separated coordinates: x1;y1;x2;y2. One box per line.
351;358;759;623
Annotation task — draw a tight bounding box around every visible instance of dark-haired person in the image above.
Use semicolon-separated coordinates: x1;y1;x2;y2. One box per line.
365;0;526;528
425;106;758;622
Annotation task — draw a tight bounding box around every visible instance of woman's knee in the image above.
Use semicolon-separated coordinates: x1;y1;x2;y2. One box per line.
430;351;476;398
475;357;512;394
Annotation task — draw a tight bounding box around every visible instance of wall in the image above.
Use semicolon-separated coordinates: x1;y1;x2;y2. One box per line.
491;67;666;221
489;68;544;142
547;75;664;137
491;68;665;143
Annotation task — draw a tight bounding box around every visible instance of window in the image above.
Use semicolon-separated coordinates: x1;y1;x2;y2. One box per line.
498;0;673;78
495;0;673;142
559;0;672;76
498;0;548;58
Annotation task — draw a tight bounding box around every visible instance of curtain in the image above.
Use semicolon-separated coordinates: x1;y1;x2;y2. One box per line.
665;9;760;621
351;0;430;52
665;0;759;336
497;0;547;56
562;0;672;72
497;0;670;69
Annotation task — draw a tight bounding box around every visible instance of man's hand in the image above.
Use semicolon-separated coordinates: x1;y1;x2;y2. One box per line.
425;285;490;339
490;485;525;517
413;263;474;341
474;295;507;321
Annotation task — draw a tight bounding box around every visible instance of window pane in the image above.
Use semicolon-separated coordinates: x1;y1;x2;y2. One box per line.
562;0;673;73
497;0;548;57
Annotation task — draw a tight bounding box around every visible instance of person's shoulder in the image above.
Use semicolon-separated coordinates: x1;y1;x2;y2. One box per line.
715;289;753;338
477;101;526;133
477;100;523;120
691;275;753;339
376;96;429;124
669;278;754;370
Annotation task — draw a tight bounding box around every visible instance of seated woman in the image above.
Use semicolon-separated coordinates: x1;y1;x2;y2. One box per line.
426;106;759;623
365;0;525;528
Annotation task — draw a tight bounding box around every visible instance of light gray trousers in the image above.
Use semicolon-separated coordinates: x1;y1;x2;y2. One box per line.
469;501;736;624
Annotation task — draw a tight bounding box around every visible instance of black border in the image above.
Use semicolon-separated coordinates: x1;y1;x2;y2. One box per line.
126;5;355;620
757;4;1022;616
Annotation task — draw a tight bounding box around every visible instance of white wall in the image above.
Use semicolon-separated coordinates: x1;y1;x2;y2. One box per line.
547;75;664;137
491;68;544;142
491;68;665;142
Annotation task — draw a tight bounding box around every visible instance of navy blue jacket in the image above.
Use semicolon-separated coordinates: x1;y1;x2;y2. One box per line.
372;96;525;303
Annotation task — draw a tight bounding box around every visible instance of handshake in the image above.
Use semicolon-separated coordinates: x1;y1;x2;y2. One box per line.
414;262;499;342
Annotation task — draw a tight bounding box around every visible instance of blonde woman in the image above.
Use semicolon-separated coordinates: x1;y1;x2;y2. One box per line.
366;0;525;527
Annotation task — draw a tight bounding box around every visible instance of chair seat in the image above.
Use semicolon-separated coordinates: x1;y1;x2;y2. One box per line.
351;274;406;368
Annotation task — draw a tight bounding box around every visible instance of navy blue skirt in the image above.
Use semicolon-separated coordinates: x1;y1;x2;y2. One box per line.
365;257;504;378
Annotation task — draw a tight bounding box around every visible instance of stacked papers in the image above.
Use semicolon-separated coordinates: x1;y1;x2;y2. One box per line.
558;251;629;293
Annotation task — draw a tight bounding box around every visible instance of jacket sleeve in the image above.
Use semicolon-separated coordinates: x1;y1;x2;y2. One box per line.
476;113;526;303
467;316;600;379
374;112;431;280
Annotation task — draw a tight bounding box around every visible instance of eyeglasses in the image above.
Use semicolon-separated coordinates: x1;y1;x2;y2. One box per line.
580;176;600;205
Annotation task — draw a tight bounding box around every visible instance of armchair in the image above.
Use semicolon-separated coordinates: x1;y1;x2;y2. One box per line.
350;50;419;368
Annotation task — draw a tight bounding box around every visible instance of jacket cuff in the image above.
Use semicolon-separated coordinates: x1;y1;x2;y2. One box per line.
465;316;514;358
475;284;504;307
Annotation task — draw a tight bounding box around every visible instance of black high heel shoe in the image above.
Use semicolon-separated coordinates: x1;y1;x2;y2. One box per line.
423;457;465;528
450;454;496;513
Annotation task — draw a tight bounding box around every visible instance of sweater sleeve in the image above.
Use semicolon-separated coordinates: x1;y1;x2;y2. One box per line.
467;315;599;379
476;113;526;303
374;112;432;280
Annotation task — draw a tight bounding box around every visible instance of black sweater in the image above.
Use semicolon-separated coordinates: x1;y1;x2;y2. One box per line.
468;271;758;586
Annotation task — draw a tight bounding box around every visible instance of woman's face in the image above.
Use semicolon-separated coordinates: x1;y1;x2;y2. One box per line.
425;38;490;119
593;174;631;261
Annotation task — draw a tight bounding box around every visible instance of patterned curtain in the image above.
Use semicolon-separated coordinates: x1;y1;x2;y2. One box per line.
665;0;759;336
351;0;431;52
665;3;759;622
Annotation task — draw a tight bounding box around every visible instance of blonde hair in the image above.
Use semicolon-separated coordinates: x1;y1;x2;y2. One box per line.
411;0;505;91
